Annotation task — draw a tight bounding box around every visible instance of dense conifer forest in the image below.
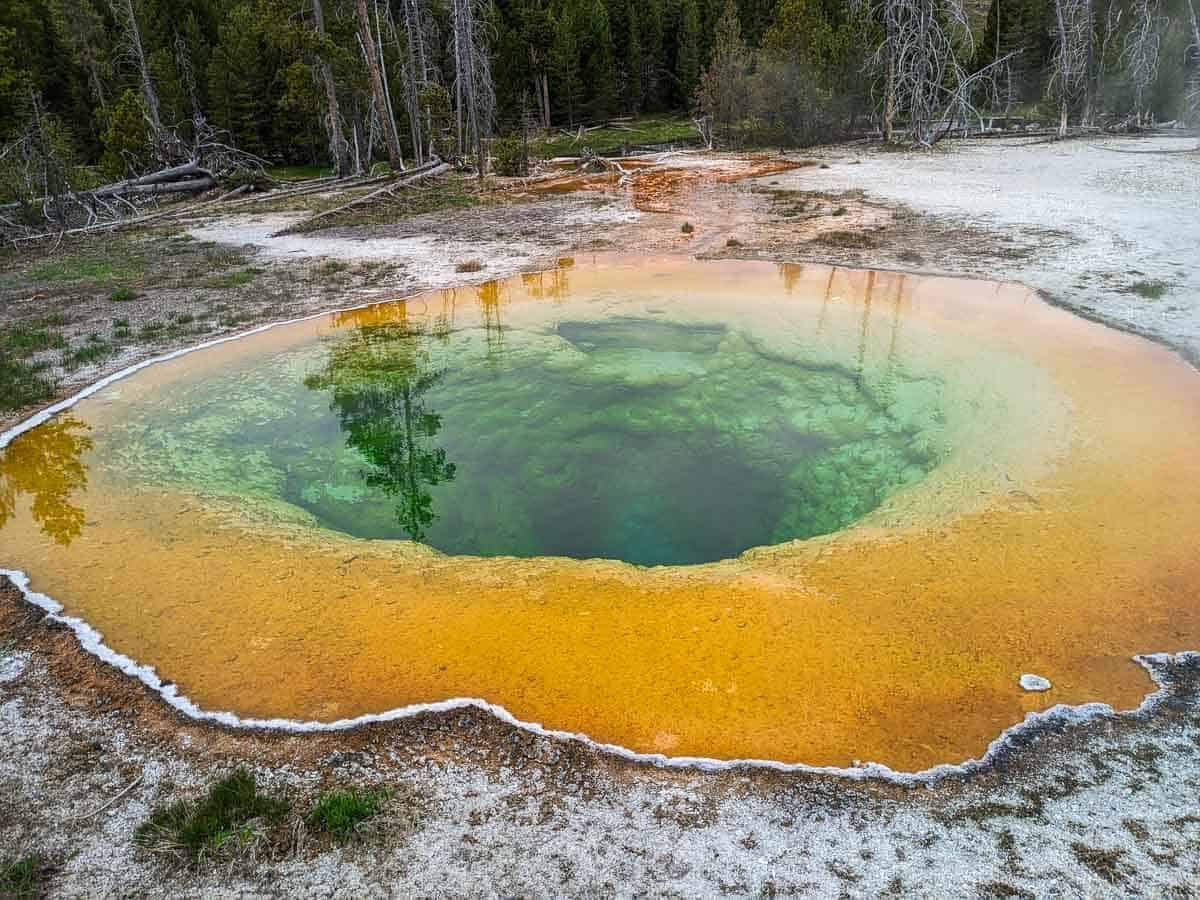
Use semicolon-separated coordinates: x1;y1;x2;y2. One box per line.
0;0;1196;187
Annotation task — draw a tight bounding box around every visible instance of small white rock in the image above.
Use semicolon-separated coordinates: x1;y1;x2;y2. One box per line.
0;651;30;683
1019;673;1052;692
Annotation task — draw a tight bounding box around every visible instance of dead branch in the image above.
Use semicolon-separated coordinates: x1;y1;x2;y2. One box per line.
273;158;449;234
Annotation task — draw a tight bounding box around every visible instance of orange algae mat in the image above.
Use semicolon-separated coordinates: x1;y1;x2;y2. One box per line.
2;255;1199;771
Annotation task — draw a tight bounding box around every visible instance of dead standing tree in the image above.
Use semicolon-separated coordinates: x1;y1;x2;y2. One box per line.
355;0;405;169
398;0;435;166
1187;0;1200;119
451;0;495;177
861;0;1017;145
1122;0;1167;127
109;0;168;153
1049;0;1092;136
309;0;352;176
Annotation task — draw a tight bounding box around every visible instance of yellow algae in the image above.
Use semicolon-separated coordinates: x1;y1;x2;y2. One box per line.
1;255;1198;770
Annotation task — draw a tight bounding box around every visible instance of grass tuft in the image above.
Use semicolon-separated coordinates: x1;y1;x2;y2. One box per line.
206;268;262;289
308;788;390;842
2;326;67;356
109;287;137;302
0;854;45;899
455;259;483;273
681;222;694;234
0;349;56;412
135;768;289;867
1127;279;1168;300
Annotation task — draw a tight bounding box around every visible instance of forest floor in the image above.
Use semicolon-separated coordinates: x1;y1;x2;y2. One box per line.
2;134;1200;897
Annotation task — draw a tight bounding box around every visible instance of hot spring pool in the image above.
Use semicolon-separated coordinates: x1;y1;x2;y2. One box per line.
2;255;1199;769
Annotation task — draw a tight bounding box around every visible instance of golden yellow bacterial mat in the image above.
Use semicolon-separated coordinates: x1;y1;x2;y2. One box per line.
2;255;1198;771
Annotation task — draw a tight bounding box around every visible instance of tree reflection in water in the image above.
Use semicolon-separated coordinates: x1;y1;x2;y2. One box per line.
0;416;93;545
304;312;456;542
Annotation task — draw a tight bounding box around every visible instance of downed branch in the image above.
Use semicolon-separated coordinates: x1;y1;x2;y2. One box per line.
274;158;450;234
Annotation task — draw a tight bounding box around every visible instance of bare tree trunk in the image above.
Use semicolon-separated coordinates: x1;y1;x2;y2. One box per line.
884;49;896;142
355;0;404;169
311;0;351;176
451;0;494;178
1123;0;1165;126
110;0;163;140
397;0;428;166
374;0;404;163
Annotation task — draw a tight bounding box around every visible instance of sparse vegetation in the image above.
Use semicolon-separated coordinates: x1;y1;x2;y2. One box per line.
681;222;694;234
456;259;484;273
64;338;117;370
538;117;698;159
2;326;66;355
308;788;390;842
0;326;59;411
206;268;262;289
1128;279;1169;300
110;287;136;302
0;854;46;899
813;230;879;250
135;768;289;867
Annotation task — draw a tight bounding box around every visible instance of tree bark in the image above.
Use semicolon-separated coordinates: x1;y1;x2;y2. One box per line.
312;0;352;177
355;0;404;170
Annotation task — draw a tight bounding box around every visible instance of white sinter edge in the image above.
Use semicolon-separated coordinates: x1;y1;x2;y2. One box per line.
1;297;1196;783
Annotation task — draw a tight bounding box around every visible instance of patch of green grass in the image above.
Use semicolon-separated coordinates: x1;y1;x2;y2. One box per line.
538;116;699;158
2;325;67;357
24;249;145;286
0;355;55;413
110;287;137;302
135;768;289;867
173;312;195;325
1127;279;1168;300
268;165;335;182
308;788;389;842
0;854;45;899
206;268;262;289
138;321;166;339
64;338;117;370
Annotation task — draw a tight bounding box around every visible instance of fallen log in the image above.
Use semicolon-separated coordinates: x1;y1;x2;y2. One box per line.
275;159;450;235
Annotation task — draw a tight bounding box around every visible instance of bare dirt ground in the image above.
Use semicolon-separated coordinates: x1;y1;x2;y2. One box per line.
3;137;1200;897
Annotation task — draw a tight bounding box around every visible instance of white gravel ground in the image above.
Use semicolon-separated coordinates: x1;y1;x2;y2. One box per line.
798;135;1200;362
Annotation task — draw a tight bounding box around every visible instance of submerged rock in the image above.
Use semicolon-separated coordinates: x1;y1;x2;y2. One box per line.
1020;674;1052;692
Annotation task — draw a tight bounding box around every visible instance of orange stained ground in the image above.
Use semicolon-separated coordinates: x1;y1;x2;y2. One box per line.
529;155;809;211
1;257;1199;771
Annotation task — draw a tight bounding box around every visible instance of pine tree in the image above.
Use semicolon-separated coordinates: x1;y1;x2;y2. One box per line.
676;0;702;106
